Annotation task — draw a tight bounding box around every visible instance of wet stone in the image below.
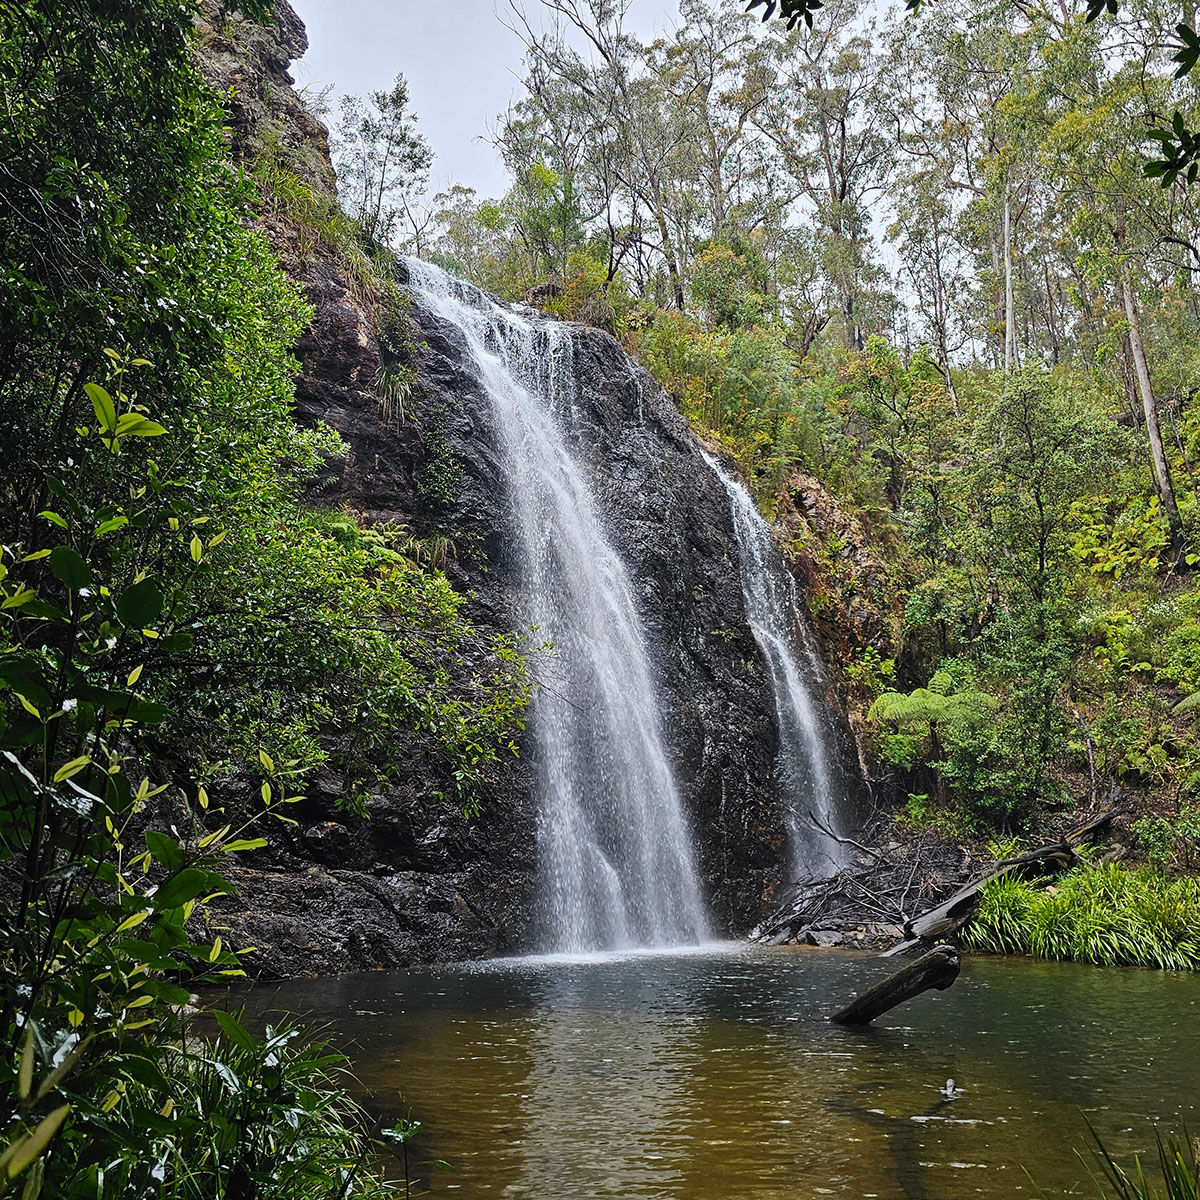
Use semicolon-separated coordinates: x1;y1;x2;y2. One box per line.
807;929;844;947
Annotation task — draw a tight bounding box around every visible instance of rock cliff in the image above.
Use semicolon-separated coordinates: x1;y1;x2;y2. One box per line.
194;1;864;977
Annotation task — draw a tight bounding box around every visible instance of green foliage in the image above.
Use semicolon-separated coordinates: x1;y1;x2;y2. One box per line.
745;0;825;31
332;74;432;249
690;243;766;330
0;2;530;1192
1134;807;1200;871
1069;1124;1200;1200
961;865;1200;969
870;675;1051;828
116;1018;398;1199
1071;496;1170;580
844;645;895;700
636;310;814;501
417;418;465;510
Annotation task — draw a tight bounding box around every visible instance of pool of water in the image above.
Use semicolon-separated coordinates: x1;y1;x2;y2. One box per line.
232;946;1200;1199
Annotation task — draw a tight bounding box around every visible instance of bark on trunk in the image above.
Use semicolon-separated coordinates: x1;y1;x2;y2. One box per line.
1003;178;1017;375
1122;270;1184;561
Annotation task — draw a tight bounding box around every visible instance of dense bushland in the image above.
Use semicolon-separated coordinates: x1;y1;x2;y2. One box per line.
384;0;1200;854
0;0;529;1192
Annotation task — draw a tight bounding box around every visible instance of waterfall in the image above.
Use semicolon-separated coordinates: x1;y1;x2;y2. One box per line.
702;453;843;878
405;260;708;952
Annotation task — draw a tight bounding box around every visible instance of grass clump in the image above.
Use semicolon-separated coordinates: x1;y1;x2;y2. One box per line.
1034;1124;1200;1199
961;864;1200;969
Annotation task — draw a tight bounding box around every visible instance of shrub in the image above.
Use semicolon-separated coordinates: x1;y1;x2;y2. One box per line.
961;865;1200;969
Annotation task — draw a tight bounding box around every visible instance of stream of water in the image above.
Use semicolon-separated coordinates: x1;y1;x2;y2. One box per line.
405;261;707;952
238;947;1199;1200
703;452;844;877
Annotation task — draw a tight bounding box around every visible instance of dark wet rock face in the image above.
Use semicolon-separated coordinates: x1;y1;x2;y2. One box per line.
196;4;864;979
400;280;797;936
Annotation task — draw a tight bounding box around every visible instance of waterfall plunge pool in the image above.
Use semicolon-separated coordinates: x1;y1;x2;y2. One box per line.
230;946;1199;1199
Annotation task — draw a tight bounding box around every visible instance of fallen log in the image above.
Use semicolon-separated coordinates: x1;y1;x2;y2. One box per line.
882;804;1131;956
831;944;961;1026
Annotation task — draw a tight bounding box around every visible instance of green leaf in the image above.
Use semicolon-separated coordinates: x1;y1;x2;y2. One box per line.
18;1027;33;1101
0;656;52;706
115;910;152;934
48;546;91;591
53;756;91;783
222;838;267;853
213;1009;258;1054
84;383;116;433
144;830;184;873
142;979;191;1006
0;1105;70;1181
116;577;164;627
152;869;227;910
95;516;128;537
114;413;167;438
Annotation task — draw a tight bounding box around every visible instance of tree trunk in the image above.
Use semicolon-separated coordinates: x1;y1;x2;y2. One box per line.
1118;332;1142;429
989;230;1004;369
1122;270;1185;561
1003;177;1017;375
831;944;961;1026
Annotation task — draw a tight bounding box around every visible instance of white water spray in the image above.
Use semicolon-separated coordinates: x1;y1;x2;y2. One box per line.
405;260;708;952
703;453;843;877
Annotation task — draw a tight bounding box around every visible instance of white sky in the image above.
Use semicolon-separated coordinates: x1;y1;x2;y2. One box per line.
289;0;683;200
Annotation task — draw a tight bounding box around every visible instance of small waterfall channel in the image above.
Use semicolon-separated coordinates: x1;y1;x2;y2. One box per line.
702;453;844;878
404;260;708;953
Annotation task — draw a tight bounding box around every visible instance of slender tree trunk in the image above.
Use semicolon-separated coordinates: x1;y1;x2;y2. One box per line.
1003;177;1017;375
1118;332;1142;430
989;230;1004;369
1122;270;1185;561
645;184;686;310
1043;259;1061;364
843;287;862;353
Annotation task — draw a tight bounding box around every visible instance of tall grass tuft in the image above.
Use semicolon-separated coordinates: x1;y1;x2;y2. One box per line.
1085;1126;1200;1200
961;864;1200;969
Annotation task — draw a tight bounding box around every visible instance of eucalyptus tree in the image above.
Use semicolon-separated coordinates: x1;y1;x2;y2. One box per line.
506;0;699;307
889;1;1045;370
756;0;894;350
887;164;968;404
649;0;781;237
332;73;432;249
495;77;591;281
1034;44;1193;555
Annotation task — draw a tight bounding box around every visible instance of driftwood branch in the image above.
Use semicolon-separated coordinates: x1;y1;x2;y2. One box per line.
831;944;961;1026
807;809;885;862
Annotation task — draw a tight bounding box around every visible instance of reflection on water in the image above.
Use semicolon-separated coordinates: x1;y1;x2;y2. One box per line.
232;948;1200;1199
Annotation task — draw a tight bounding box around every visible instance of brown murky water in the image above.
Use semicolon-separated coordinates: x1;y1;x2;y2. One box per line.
234;945;1200;1199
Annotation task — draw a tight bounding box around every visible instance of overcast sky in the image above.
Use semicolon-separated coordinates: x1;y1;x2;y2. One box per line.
289;0;682;200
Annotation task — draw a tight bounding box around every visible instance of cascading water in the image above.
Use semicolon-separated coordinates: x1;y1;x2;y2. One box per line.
404;259;708;952
702;453;843;878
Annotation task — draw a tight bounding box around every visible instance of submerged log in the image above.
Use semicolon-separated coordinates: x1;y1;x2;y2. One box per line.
831;944;961;1026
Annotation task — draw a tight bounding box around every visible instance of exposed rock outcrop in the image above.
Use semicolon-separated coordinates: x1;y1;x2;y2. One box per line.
194;2;865;977
777;469;901;666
